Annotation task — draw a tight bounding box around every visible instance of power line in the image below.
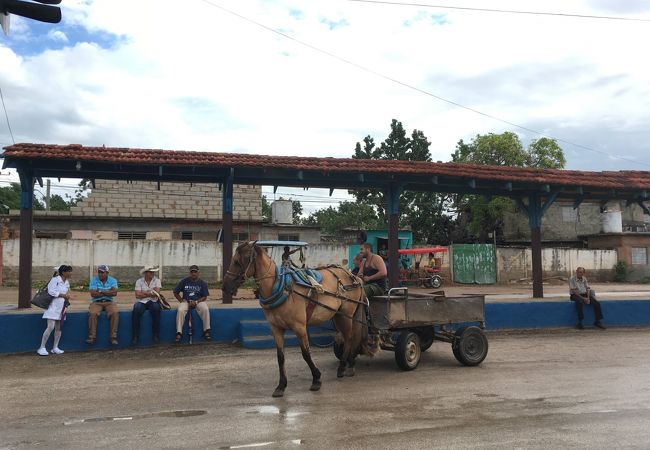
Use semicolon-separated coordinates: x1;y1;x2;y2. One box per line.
348;0;650;22
196;0;650;169
0;87;15;145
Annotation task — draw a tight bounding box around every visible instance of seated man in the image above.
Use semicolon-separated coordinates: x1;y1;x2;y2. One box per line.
359;243;387;299
569;267;605;330
87;264;119;345
132;265;162;345
281;246;300;268
173;265;211;342
351;253;363;276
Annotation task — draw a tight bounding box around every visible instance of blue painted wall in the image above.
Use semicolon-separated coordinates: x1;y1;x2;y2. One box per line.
2;300;650;354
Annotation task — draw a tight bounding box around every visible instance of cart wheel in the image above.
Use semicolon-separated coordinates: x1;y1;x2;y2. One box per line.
333;341;344;361
452;326;488;366
430;275;442;289
395;331;421;371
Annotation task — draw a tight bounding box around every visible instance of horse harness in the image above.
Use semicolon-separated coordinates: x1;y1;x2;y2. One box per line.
231;245;368;325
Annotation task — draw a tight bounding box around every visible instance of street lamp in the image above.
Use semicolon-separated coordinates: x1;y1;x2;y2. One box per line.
0;0;61;36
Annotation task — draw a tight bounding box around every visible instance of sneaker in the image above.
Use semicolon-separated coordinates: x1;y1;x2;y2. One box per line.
85;337;95;345
203;330;212;341
175;332;182;343
594;321;606;330
111;338;119;346
576;322;584;330
36;347;49;356
52;347;64;355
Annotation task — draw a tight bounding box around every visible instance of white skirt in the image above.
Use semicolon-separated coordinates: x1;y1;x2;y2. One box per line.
42;297;65;321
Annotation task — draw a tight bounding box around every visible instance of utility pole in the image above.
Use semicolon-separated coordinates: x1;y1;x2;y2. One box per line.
45;178;50;211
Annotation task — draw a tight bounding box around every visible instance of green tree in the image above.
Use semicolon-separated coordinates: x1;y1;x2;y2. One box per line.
350;119;453;244
0;183;45;213
49;194;71;211
302;201;382;235
451;133;566;242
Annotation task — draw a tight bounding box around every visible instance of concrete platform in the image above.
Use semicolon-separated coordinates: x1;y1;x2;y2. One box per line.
2;284;650;354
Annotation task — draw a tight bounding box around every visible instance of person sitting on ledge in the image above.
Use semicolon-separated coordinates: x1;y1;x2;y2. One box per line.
569;267;605;330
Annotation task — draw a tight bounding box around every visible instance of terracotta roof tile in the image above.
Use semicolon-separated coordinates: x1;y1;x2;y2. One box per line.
3;143;650;190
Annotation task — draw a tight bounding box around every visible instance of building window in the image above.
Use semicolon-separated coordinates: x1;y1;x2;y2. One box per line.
562;206;577;222
631;247;647;265
278;234;299;241
233;232;249;241
35;231;69;239
118;231;147;240
181;231;193;240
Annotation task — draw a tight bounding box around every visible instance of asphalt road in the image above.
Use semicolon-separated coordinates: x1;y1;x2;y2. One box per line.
1;328;649;449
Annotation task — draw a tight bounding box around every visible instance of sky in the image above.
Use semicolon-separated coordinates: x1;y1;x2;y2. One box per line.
1;0;649;214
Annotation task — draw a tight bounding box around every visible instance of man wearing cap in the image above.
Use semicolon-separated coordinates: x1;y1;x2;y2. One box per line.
173;265;211;342
87;264;119;345
132;265;163;345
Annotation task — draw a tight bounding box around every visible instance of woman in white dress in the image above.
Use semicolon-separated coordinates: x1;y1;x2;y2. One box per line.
37;265;73;356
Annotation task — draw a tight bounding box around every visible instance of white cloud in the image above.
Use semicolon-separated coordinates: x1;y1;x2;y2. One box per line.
46;30;68;42
0;0;649;179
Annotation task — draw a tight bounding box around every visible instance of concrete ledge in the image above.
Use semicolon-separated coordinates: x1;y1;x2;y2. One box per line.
1;300;649;354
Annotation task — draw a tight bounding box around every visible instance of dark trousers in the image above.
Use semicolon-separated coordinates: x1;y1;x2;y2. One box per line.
570;292;603;322
132;300;161;339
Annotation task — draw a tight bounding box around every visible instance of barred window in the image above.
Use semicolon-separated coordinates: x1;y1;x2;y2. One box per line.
181;231;193;240
117;231;147;240
278;234;299;241
631;247;647;265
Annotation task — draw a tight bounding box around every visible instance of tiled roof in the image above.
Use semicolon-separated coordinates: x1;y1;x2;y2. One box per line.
3;143;650;190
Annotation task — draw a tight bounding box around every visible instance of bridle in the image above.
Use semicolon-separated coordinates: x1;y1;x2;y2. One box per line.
225;243;275;288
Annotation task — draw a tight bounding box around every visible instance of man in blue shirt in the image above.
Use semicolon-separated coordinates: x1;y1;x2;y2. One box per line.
173;265;211;342
87;264;120;345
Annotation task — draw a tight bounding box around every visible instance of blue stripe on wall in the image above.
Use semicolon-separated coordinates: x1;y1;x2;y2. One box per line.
2;300;649;354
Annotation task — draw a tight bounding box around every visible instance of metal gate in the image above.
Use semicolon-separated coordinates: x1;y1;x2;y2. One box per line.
452;244;496;284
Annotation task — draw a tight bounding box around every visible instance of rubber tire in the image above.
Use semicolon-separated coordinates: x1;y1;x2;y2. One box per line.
333;341;344;361
452;326;488;366
395;331;421;371
430;275;442;289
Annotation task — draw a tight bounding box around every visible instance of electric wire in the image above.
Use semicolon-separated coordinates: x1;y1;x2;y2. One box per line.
0;86;15;145
348;0;650;23
197;0;650;169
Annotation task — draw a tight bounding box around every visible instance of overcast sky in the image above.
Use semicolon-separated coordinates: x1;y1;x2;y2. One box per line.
1;0;649;213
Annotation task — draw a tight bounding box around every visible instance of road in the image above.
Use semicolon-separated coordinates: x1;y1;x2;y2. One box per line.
1;328;649;449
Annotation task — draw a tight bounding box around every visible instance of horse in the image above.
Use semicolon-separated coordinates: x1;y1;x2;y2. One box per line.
222;241;369;397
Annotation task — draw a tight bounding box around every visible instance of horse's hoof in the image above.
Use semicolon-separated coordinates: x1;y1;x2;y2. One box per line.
336;369;345;378
310;381;322;391
272;389;285;398
344;367;356;377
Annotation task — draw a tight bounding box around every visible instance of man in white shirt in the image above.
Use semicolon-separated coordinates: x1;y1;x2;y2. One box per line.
569;267;605;330
132;265;163;344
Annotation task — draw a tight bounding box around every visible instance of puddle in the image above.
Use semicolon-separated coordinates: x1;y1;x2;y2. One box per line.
64;409;206;425
219;439;304;449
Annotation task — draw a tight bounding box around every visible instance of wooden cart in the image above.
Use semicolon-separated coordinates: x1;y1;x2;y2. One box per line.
335;288;488;371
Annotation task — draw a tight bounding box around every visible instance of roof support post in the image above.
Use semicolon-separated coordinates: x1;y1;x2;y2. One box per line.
18;168;34;309
386;183;402;289
221;169;234;304
526;192;557;299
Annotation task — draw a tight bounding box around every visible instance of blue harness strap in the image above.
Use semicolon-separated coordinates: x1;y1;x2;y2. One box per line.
258;266;323;309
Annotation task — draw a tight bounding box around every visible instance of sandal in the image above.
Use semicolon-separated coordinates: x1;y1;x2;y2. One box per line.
175;332;182;343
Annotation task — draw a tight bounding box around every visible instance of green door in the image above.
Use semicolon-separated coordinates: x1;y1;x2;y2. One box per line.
452;244;496;284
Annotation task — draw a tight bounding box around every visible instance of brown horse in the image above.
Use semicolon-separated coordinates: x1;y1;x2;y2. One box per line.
222;241;369;397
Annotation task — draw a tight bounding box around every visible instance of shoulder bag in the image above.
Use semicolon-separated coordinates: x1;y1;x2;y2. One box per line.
31;285;54;309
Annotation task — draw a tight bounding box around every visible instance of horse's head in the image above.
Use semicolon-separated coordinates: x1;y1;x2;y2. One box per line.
222;240;259;296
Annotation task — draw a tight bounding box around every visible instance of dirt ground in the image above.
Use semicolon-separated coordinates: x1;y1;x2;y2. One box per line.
0;279;650;312
2;281;650;313
1;328;649;449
